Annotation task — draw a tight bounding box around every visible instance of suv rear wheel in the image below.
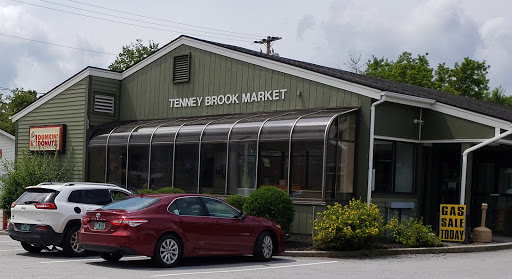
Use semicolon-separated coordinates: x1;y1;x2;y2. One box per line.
62;225;86;256
21;242;45;253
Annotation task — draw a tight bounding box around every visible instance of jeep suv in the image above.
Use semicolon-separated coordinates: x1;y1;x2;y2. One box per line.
8;182;131;256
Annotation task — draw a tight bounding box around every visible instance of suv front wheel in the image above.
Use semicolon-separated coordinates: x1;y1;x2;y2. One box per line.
62;225;86;256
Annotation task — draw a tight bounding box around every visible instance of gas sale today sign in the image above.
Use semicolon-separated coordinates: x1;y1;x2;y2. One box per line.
440;204;466;241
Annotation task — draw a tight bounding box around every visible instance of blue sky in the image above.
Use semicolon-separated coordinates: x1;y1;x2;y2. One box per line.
1;0;512;95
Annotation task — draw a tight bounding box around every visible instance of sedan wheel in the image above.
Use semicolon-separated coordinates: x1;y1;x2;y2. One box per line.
253;232;274;261
152;235;181;268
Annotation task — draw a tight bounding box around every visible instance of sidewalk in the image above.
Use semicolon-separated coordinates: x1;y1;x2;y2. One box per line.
282;235;512;258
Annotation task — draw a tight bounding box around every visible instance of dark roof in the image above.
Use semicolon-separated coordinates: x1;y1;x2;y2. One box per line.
181;35;512;124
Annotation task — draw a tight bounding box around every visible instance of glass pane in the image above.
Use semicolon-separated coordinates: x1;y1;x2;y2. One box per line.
103;197;159;210
84;189;112;205
127;145;149;191
88;145;105;183
173;197;205;216
374;141;393;193
89;134;108;146
130;128;153;144
174;143;199;193
201;197;240;218
292;116;331;140
228;141;257;195
106;145;126;188
108;132;130;145
230;113;273;141
337;112;357;141
337;142;355;194
290;141;323;199
395;143;414;193
150;144;173;189
202;122;233;142
200;143;227;194
259;141;289;190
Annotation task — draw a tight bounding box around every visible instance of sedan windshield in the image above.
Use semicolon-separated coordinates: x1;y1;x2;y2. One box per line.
102;197;159;211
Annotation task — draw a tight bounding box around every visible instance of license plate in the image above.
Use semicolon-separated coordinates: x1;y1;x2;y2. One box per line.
20;224;30;231
94;222;105;230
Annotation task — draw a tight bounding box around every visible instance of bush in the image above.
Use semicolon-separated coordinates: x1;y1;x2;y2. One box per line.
243;186;295;233
225;195;247;211
136;187;185;194
0;150;72;217
313;199;383;251
385;218;442;248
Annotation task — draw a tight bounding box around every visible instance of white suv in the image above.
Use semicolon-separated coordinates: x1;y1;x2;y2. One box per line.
8;182;131;256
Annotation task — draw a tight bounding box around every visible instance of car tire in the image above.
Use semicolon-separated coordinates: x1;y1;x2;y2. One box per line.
152;234;182;268
100;252;123;262
21;242;45;253
62;225;87;257
253;231;273;262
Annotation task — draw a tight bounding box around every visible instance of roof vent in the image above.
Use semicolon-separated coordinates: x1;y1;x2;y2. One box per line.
173;54;190;83
94;94;114;114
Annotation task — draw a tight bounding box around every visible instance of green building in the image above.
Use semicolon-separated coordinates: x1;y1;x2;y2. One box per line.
13;36;512;235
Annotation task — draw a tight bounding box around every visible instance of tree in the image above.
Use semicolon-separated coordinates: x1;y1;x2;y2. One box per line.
0;88;37;135
108;39;159;71
365;52;434;88
364;52;504;104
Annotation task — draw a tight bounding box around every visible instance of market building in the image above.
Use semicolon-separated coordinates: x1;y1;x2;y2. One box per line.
12;35;512;235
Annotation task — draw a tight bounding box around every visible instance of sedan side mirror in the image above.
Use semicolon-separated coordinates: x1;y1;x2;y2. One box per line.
239;212;246;220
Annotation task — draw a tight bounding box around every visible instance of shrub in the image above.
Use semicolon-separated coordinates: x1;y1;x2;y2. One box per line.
0;150;73;217
155;187;185;194
385;218;442;248
225;195;247;211
313;199;383;251
136;189;154;194
243;186;295;233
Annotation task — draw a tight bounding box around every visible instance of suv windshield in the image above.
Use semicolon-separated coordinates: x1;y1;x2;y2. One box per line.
16;188;58;204
102;197;159;211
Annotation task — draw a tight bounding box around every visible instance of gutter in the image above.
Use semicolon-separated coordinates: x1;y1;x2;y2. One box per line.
460;129;512;205
367;94;387;206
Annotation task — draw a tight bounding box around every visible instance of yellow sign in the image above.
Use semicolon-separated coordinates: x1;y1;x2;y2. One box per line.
440;204;466;241
29;125;64;151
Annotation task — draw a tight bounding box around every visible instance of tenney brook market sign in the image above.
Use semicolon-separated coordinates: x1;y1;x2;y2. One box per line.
169;89;288;108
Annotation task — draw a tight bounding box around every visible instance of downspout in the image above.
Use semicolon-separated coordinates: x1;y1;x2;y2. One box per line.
367;94;387;206
460;128;512;205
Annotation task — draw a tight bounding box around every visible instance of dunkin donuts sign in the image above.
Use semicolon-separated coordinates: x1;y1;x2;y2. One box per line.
29;125;65;151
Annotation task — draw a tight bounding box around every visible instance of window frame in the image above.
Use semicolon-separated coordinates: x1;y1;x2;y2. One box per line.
373;140;417;194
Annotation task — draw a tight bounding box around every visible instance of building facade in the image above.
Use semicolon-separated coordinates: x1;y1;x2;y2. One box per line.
12;36;512;235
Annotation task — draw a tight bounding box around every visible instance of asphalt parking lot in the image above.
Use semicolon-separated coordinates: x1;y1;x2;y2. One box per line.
3;234;512;279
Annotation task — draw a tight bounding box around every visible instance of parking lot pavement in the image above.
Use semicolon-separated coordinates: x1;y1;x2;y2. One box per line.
3;233;512;279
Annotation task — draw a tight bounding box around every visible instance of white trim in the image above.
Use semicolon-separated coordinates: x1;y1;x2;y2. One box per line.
374;135;494;144
431;103;511;130
11;68;121;122
0;129;15;141
382;91;436;108
498;139;512;146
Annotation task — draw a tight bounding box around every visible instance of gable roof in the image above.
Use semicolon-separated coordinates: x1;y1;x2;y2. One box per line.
11;35;512;129
0;129;15;141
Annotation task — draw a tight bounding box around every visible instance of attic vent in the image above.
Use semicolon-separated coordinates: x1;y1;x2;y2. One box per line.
173;54;190;83
94;94;114;114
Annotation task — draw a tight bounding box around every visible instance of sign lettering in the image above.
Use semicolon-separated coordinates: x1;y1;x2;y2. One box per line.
169;89;287;108
439;204;466;242
29;125;64;152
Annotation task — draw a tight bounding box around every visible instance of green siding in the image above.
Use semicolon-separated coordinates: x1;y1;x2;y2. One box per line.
375;102;420;140
290;204;326;234
371;196;418;220
88;76;120;127
422;109;494;140
16;77;89;181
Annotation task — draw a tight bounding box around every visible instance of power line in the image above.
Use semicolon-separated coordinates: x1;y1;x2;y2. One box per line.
0;32;116;55
39;0;257;40
64;0;263;38
11;0;252;43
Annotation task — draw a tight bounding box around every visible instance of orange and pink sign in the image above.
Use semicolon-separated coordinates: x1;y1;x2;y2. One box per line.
29;125;64;151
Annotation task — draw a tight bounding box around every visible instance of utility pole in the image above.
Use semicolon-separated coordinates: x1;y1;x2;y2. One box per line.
254;36;282;54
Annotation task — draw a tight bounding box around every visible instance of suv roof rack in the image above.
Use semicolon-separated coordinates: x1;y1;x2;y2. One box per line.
62;182;122;188
37;182;66;186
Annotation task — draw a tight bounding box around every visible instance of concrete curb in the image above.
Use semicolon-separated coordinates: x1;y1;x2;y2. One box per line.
0;230;8;235
282;242;512;258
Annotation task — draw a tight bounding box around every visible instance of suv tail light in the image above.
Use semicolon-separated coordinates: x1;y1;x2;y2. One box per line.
34;203;57;209
110;219;148;227
11;202;16;208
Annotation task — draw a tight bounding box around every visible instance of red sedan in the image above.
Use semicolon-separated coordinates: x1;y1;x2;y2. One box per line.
79;194;285;267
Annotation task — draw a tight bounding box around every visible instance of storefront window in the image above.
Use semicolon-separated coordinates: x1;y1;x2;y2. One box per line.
106;145;126;187
290;141;323;199
373;141;415;193
88;145;105;183
200;143;227;194
259;141;288;190
228;141;257;195
174;143;198;192
127;145;149;190
150;144;173;189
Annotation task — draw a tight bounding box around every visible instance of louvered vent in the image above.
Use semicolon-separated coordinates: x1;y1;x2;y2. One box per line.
173;54;190;83
94;94;114;114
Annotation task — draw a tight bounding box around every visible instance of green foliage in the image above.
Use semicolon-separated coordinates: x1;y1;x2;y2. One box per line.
0;88;37;135
0;150;72;217
364;51;510;105
224;195;247;211
243;186;295;233
385;218;442;248
313;199;383;251
136;187;185;194
108;39;159;71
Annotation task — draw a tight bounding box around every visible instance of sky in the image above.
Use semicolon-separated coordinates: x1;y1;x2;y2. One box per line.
1;0;512;96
